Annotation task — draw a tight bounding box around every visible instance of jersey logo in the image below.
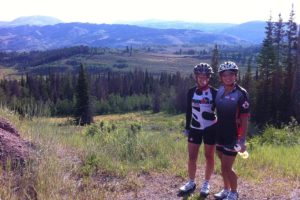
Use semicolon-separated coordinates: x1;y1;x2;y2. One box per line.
242;101;249;109
200;97;210;104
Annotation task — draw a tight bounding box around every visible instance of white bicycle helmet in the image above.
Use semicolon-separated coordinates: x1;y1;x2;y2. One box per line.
194;63;214;75
218;61;238;73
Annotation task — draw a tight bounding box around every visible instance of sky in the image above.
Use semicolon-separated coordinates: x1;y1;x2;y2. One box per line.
0;0;299;24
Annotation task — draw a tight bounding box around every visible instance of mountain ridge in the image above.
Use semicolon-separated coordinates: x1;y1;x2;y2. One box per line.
0;16;62;27
0;16;266;51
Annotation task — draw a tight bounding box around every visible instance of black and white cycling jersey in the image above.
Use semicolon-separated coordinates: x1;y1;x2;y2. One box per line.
185;86;217;131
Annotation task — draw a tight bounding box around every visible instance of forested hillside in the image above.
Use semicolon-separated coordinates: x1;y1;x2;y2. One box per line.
0;8;299;128
0;23;245;51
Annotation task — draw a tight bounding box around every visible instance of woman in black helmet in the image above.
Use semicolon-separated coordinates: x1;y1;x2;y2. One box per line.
179;63;217;197
214;61;250;200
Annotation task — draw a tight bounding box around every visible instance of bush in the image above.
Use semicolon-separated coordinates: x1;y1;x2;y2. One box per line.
83;121;115;136
252;125;300;146
83;123;101;137
81;153;99;176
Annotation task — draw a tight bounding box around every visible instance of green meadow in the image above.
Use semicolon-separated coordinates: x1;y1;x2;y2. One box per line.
0;108;299;199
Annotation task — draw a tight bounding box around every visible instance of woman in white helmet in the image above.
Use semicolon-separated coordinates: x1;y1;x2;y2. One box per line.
179;63;217;197
214;61;250;200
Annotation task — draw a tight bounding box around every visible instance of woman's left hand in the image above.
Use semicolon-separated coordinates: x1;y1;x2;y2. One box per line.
238;139;247;152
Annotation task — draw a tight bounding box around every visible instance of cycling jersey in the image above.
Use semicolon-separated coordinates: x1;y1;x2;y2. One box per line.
185;86;217;131
215;84;250;155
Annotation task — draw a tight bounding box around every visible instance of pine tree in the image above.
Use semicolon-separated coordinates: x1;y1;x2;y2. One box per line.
255;16;276;125
210;44;219;87
242;58;253;92
272;14;285;124
152;83;161;113
284;5;298;121
242;58;256;120
74;63;93;125
291;25;300;122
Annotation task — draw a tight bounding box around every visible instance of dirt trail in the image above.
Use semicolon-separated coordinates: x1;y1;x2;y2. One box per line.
114;168;300;200
55;143;300;200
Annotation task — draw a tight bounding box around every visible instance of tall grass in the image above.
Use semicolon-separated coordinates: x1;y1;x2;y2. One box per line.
0;107;300;199
235;125;300;181
80;112;188;176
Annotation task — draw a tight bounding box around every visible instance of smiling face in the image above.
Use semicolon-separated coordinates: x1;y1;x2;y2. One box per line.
220;70;237;86
195;73;210;88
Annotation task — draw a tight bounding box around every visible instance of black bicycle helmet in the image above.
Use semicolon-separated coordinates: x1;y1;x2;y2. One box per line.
194;63;214;75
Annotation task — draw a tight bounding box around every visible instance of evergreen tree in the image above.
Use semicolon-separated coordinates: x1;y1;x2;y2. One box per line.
242;58;255;120
291;25;300;122
272;14;285;124
284;5;298;120
74;63;93;125
152;83;161;113
210;44;219;87
255;16;276;125
242;58;253;92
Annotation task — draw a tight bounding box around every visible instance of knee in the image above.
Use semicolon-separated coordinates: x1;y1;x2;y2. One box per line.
221;164;232;173
205;152;214;161
189;156;198;163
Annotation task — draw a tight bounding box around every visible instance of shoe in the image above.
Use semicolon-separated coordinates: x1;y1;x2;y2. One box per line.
214;189;230;199
179;180;196;192
199;181;210;197
224;191;238;200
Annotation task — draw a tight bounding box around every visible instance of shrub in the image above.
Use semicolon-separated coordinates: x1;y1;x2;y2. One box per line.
81;153;99;176
252;125;300;146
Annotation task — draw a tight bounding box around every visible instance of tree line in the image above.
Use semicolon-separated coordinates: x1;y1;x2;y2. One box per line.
0;66;193;120
252;8;300;127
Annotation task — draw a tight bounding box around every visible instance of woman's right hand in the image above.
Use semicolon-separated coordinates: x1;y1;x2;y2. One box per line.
183;129;190;137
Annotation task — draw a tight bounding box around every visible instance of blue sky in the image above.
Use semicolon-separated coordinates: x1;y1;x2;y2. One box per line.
0;0;299;24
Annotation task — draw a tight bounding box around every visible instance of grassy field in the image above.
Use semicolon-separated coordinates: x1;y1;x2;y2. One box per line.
0;108;299;199
1;48;252;77
0;65;19;79
31;52;207;75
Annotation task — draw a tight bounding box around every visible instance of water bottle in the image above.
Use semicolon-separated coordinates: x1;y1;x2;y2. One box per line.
234;144;249;159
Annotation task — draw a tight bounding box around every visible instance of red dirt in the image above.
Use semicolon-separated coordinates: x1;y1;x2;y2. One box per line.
0;117;30;170
0;117;37;200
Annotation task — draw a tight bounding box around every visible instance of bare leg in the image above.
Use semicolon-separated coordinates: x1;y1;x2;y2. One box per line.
204;144;215;180
188;142;200;180
221;154;237;192
216;150;230;190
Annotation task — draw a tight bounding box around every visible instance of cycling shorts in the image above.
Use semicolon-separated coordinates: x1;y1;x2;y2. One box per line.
216;144;237;156
187;124;217;145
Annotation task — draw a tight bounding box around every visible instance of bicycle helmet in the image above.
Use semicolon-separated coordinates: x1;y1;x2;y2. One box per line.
218;61;238;73
194;63;214;75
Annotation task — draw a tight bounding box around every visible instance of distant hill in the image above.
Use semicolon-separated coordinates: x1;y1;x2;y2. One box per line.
123;19;236;32
0;22;247;51
220;21;266;44
0;16;62;27
124;20;266;43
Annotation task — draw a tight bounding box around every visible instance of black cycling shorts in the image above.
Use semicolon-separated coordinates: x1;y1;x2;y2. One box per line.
187;124;217;145
216;144;238;156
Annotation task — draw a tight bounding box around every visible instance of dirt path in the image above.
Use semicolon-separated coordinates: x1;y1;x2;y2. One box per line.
55;146;300;200
104;167;300;200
